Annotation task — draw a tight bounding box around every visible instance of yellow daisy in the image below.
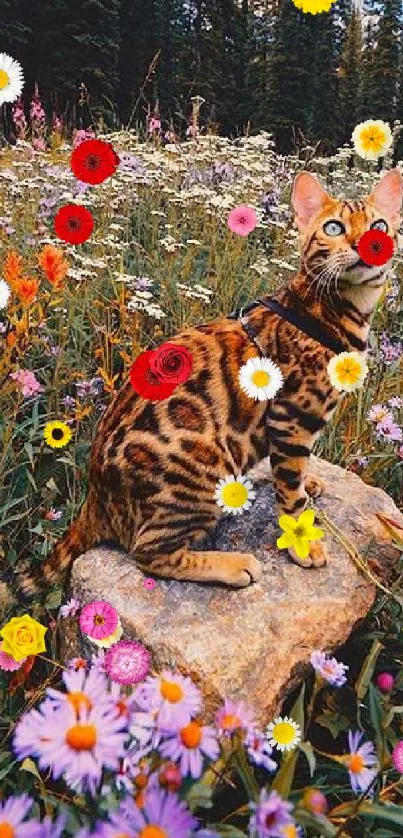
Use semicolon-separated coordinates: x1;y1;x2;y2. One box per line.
292;0;336;13
44;420;73;448
266;715;301;752
327;351;368;393
352;119;392;161
214;474;256;515
277;509;324;560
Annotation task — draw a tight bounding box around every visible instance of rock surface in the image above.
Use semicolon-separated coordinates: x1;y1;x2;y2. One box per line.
70;455;403;725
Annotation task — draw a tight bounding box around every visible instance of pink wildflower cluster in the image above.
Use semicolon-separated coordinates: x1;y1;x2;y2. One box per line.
12;97;27;139
73;127;96;148
30;85;47;150
368;402;403;445
10;369;43;398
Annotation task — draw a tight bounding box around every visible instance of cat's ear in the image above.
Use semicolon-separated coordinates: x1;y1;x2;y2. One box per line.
370;168;403;224
292;171;330;231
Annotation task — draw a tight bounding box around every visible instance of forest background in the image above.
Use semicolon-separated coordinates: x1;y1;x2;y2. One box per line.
2;0;403;156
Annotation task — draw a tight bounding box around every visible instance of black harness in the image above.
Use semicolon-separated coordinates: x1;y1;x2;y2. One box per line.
228;296;352;357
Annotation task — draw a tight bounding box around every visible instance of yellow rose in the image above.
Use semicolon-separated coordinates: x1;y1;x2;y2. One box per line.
0;614;47;661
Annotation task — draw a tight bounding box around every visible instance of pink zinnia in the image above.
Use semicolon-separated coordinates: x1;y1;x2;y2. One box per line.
105;640;151;685
227;205;257;237
143;578;156;591
79;600;118;640
10;369;43;398
0;642;26;672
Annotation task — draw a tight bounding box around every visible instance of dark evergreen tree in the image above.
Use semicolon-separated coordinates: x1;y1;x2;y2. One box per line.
338;7;363;141
366;0;402;123
304;9;340;153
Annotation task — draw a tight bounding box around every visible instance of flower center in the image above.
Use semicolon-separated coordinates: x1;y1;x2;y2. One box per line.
139;828;168;838
265;813;277;828
348;753;365;774
221;482;248;508
135;772;149;789
65;723;97;750
52;428;64;440
94;614;105;625
86;154;101;170
0;824;14;838
282;827;298;838
293;524;306;538
67;217;81;231
0;70;10;90
144;368;161;385
180;721;202;748
160;680;183;703
16;629;33;645
370;241;382;253
272;721;296;745
221;713;242;730
67;691;93;714
252;370;270;387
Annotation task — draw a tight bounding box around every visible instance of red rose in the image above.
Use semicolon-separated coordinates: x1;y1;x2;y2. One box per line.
54;204;94;244
129;349;177;401
150;343;193;385
70;138;119;185
357;229;395;267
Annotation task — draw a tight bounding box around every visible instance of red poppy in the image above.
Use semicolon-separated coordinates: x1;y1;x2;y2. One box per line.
54;204;94;244
357;229;395;267
130;349;177;401
71;138;119;185
150;343;193;385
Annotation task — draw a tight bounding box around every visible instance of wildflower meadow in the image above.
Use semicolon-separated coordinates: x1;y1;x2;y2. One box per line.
2;11;403;836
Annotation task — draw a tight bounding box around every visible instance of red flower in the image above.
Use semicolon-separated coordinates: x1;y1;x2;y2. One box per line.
357;229;395;267
54;204;94;244
130;350;177;401
150;342;193;385
70;138;119;185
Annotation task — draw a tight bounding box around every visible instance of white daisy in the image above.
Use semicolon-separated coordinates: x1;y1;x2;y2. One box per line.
266;715;301;752
0;279;11;309
214;474;256;515
239;356;284;401
0;54;24;105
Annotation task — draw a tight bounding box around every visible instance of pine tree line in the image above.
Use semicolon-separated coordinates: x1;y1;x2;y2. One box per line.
2;0;403;154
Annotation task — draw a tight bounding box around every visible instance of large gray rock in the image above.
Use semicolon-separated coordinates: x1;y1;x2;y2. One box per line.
69;455;402;725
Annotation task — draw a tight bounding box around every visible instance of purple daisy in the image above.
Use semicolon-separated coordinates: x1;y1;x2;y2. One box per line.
38;813;66;838
245;728;277;772
105;639;151;685
159;720;219;779
215;698;255;737
0;794;42;838
249;789;295;837
130;710;161;758
14;701;128;796
101;804;137;837
59;597;80;618
310;650;349;687
121;787;198;837
133;670;202;730
46;666;110;714
343;730;378;795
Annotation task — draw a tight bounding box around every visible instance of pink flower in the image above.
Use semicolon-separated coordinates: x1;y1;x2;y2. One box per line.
392;740;403;773
376;672;394;693
59;598;80;619
79;600;119;641
148;117;161;134
0;642;26;672
143;578;156;591
45;508;63;521
398;446;403;459
227;205;257;237
10;369;43;398
215;698;255;737
32;137;46;152
105;640;151;686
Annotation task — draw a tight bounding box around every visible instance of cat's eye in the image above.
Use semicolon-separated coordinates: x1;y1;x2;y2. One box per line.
323;220;345;236
371;219;388;233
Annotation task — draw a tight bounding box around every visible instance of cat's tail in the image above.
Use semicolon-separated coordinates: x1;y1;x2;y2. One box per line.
6;491;101;604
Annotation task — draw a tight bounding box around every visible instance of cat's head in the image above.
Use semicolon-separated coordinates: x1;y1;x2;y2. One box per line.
291;169;402;295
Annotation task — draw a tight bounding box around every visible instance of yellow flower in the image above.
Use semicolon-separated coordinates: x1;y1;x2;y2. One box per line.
352;119;392;161
266;715;302;752
44;420;72;448
327;351;368;393
292;0;336;13
0;614;47;661
277;509;324;560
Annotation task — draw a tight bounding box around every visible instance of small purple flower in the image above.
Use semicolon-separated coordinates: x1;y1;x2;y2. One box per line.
91;649;107;673
343;730;378;795
249;788;295;837
388;396;403;409
38;813;66;838
379;333;403;366
133;671;202;731
61;395;76;407
75;377;103;399
159;720;219;779
375;417;403;443
245;728;277;772
215;698;255;737
310;650;349;686
59;597;80;618
0;794;42;838
368;404;392;424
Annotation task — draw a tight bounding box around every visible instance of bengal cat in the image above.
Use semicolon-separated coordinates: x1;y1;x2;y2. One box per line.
17;167;402;599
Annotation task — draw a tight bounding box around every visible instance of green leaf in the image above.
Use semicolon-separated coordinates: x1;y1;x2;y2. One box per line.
383;704;403;729
368;682;390;767
315;710;349;739
186;781;213;812
271;748;298;798
209;826;247;837
334;801;403;827
20;757;42;780
0;759;17;781
294;807;338;837
298;740;316;777
290;681;306;731
356;639;383;702
231;740;260;802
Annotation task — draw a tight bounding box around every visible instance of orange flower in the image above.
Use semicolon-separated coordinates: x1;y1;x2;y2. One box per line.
3;250;24;288
14;276;39;305
38;244;69;289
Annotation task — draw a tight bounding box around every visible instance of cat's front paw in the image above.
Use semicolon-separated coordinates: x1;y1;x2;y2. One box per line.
287;540;328;568
305;474;326;498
